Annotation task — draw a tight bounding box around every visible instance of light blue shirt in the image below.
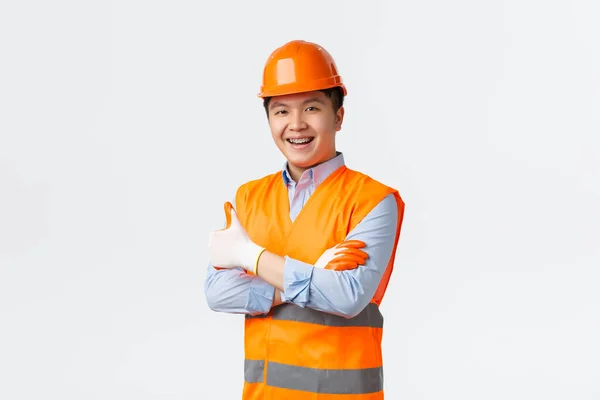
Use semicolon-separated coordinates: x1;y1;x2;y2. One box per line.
204;153;400;318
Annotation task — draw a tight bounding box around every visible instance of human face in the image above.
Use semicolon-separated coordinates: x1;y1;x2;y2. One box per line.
267;91;344;182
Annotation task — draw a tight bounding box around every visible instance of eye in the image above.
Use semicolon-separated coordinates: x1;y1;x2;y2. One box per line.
305;106;320;112
274;110;288;116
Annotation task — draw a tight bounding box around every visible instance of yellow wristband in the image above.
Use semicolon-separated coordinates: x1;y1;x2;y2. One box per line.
253;248;266;276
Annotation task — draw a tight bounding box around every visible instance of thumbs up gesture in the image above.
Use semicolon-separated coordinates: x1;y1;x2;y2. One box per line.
208;202;266;273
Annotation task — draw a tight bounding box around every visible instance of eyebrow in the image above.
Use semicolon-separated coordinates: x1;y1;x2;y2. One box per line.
269;97;326;109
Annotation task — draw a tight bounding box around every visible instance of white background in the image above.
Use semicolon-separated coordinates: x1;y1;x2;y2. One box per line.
1;0;599;399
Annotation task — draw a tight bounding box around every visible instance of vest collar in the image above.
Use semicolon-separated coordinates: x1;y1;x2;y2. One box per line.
282;152;345;189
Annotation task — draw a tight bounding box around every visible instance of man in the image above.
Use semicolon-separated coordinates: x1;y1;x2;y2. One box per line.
205;40;405;399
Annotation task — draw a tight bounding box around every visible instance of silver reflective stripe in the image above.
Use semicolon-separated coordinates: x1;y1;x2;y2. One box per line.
244;359;264;383
271;302;383;327
267;362;383;394
245;313;269;319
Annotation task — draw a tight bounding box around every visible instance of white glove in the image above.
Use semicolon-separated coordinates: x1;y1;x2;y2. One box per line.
208;202;265;273
314;240;369;271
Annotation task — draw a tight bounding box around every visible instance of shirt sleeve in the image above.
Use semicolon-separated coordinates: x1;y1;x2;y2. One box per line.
204;265;276;315
281;193;402;318
204;195;277;315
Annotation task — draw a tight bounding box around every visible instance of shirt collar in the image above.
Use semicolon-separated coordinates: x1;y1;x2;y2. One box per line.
282;152;345;188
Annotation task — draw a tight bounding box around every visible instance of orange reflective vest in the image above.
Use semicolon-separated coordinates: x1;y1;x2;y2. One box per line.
235;165;405;400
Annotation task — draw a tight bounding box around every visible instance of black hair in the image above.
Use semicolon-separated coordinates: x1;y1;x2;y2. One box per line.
263;86;345;117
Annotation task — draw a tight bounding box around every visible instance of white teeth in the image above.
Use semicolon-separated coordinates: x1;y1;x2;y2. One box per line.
288;138;311;144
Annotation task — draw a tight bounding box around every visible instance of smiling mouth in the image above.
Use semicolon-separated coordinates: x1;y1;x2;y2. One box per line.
286;137;314;144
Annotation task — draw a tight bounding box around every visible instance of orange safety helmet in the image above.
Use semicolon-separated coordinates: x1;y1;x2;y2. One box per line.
258;40;347;98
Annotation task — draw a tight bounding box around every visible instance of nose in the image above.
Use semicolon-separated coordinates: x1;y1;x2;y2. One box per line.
288;111;307;132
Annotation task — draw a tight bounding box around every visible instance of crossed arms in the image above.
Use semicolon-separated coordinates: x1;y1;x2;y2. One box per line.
204;193;400;318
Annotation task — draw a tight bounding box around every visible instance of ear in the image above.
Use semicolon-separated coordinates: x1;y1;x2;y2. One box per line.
335;106;345;132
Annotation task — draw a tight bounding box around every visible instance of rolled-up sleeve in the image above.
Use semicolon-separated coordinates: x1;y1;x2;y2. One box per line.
204;265;275;315
281;193;402;318
245;275;277;314
280;259;314;306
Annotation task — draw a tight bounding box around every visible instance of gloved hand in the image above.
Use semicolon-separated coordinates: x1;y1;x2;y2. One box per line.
208;202;265;274
314;240;369;271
